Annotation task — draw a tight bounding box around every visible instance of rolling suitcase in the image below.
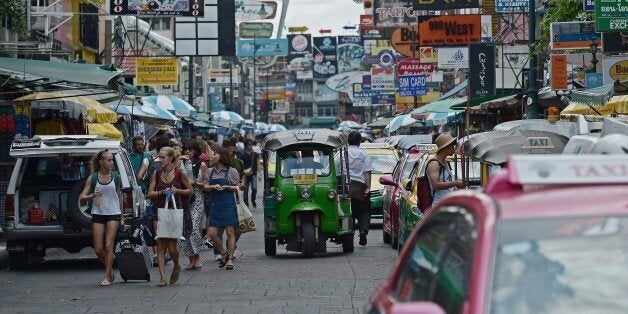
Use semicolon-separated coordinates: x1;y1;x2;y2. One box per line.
115;239;151;282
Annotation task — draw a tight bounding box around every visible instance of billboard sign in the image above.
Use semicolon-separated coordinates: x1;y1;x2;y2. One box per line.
136;57;178;85
373;0;418;27
419;15;482;46
235;1;278;21
551;54;568;90
337;36;365;73
602;32;628;54
208;69;240;87
416;0;480;10
238;22;273;38
326;71;369;100
110;0;204;16
495;0;529;13
287;34;313;79
371;67;395;90
438;47;469;69
602;56;628;85
312;36;338;78
550;22;600;50
397;59;435;76
236;38;288;57
398;74;427;97
360;14;374;27
468;42;495;99
595;0;628;31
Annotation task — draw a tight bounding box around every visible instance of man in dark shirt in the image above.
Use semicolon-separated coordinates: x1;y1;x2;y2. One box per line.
240;139;259;208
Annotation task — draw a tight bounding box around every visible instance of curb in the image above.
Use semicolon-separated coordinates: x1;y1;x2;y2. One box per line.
0;245;7;270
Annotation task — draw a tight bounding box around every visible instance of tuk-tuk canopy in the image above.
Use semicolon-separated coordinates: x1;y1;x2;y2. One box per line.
261;129;347;151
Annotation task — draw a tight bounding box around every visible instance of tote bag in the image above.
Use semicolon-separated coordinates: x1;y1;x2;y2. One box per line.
157;193;185;239
235;192;257;233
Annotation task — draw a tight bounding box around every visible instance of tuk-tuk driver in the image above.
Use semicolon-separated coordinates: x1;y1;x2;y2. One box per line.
296;150;323;174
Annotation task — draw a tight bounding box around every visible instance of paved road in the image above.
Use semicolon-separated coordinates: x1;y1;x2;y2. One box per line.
0;203;397;313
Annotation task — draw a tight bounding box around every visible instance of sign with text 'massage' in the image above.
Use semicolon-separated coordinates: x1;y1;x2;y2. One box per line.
396;59;435;76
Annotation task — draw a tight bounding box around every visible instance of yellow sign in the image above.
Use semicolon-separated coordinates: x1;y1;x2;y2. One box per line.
136;57;178;85
293;174;318;185
288;26;309;33
609;60;628;82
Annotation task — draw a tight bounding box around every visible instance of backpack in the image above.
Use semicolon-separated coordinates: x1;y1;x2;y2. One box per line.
87;171;121;214
144;156;161;188
416;159;443;212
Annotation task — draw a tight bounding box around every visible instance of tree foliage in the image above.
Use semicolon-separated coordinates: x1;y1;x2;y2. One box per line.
532;0;588;56
0;1;28;40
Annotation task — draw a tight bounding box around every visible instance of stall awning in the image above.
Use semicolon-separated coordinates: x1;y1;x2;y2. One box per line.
15;91;118;123
563;95;628;117
570;84;614;106
367;117;394;128
0;57;122;87
409;98;465;126
86;123;123;141
309;118;336;127
413;97;467;113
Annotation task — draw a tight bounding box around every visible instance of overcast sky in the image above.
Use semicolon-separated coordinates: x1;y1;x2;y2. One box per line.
283;0;363;36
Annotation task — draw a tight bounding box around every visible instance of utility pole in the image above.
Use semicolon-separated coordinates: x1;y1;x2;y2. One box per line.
253;36;257;124
188;56;194;108
527;0;540;119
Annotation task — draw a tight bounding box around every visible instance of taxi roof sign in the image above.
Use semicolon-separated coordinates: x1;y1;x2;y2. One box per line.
521;136;555;150
508;155;628;185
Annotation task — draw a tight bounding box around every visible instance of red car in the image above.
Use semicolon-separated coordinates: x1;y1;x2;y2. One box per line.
369;155;628;314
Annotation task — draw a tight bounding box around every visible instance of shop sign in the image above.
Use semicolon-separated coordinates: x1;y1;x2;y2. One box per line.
208;69;240;87
551;55;568;90
398;74;427;97
397;59;435;76
371;67;395;90
353;97;372;107
418;15;482;47
361;49;396;67
373;0;418;27
497;45;529;69
416;0;479;10
603;56;628;84
110;0;204;16
437;47;468;69
595;0;628;31
136;57;178;85
353;83;380;98
360;14;374;27
262;89;286;101
550;22;600;50
391;26;420;57
325;71;370;100
468;42;495;99
602;32;628;54
238;22;274;39
371;94;396;106
113;49;146;76
495;0;529;13
419;47;438;63
361;26;388;39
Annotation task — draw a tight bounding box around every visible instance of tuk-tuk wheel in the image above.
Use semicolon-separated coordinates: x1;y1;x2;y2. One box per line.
302;222;316;258
342;233;354;253
264;236;276;256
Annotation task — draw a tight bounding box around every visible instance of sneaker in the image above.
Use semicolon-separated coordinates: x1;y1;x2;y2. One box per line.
359;232;367;246
215;254;222;261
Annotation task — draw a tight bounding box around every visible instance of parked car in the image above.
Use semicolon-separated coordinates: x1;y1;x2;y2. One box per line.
5;135;144;270
369;154;628;313
360;143;399;221
396;153;480;250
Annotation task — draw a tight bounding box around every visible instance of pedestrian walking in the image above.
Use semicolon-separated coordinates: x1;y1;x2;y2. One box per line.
240;139;259;209
147;147;194;286
427;133;464;206
80;149;123;286
346;131;372;246
129;136;152;194
203;148;240;270
177;139;207;270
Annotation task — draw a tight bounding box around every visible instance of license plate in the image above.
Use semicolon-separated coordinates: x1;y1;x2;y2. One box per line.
293;174;317;185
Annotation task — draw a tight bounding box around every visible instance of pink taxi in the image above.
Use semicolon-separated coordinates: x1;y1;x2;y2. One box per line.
369;155;628;314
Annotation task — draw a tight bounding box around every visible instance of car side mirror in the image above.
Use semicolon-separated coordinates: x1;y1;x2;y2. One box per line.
389;301;446;314
379;175;395;186
403;179;412;191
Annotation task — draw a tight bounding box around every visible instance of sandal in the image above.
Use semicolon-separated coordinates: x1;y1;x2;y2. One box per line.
170;264;181;284
225;257;235;270
218;251;228;268
100;279;112;286
157;279;167;287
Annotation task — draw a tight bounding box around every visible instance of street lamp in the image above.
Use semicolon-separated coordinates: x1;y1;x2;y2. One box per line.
589;41;599;72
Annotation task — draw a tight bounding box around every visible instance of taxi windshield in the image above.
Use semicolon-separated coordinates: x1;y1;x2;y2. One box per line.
279;149;331;177
490;216;628;313
370;154;397;174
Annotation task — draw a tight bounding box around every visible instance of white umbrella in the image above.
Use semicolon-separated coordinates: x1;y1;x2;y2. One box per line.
211;110;245;128
141;95;197;118
384;114;419;134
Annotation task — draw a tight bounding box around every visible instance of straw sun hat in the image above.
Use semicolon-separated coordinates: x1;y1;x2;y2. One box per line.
435;133;457;153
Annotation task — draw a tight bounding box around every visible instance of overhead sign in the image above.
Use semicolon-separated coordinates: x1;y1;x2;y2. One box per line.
136;57;178;85
416;0;480;10
312;36;338;78
550;21;600;50
287;34;313;79
595;0;628;31
337;36;365;73
551;54;568;91
438;47;469;69
235;1;277;21
238;22;273;38
109;0;204;16
495;0;529;13
602;32;628;54
398;74;427;97
236;38;288;57
396;59;435;76
418;15;482;47
208;69;240;87
469;42;495;99
288;26;309;32
174;1;235;56
602;56;628;84
373;0;418;27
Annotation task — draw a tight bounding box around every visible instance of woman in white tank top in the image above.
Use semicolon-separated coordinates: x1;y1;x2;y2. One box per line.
80;149;123;286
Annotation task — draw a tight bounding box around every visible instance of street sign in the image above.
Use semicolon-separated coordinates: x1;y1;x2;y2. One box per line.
289;26;309;32
595;0;628;32
239;22;274;38
398;74;427;97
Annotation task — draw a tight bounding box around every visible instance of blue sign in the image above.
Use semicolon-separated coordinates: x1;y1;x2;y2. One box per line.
585;73;604;89
398;75;427;97
495;0;529;13
353;83;380;98
371;94;395;106
236;39;289;57
583;0;594;12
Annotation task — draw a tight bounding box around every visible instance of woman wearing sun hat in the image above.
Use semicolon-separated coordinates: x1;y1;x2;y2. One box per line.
427;133;465;206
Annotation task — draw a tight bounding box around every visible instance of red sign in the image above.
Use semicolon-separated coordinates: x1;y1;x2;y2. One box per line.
319;29;331;34
360;14;374;27
396;59;435;76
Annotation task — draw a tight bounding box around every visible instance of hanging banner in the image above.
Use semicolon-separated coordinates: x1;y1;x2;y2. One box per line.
469;42;496;99
602;32;628;54
287;34;313;79
550;21;600;50
337;36;365;73
136;57;179;85
438;47;469;69
235;1;278;21
312;36;338;78
109;0;204;16
373;0;418;27
418;15;482;47
551;54;568;91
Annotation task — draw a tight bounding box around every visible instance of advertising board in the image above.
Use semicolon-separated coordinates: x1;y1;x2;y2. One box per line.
236;38;288;57
136;57;178;85
110;0;204;16
550;22;600;50
312;37;338;78
551;54;568;90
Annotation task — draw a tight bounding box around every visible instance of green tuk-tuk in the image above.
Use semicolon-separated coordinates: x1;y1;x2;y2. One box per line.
261;129;354;257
